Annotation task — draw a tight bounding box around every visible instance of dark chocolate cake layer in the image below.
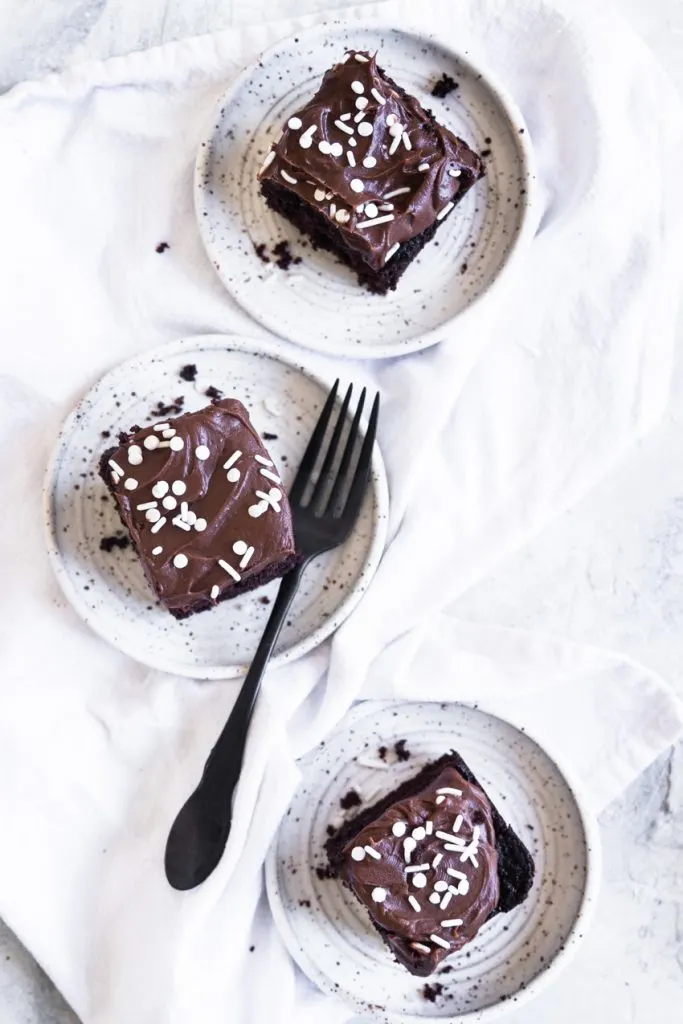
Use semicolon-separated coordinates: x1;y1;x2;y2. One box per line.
258;50;483;293
99;399;299;619
326;752;534;976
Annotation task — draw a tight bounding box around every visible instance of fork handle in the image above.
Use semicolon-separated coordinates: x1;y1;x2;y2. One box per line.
198;562;306;810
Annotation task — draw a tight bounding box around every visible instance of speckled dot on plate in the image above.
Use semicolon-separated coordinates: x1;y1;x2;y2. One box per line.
43;335;388;681
265;701;600;1024
194;25;536;359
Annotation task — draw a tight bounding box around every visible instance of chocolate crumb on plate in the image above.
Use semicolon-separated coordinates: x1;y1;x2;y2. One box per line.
263;432;278;441
431;73;458;98
179;364;197;382
394;738;411;762
100;533;130;553
155;242;170;253
272;240;302;271
378;745;388;761
421;982;444;1002
340;788;362;811
148;396;185;420
205;385;224;401
101;429;111;439
254;242;270;263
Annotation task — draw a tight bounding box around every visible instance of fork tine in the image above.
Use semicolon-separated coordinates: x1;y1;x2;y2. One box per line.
339;392;379;523
324;387;366;516
309;383;353;512
289;379;339;506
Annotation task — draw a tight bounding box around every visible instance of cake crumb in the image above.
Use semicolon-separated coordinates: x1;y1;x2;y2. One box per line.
422;983;444;1003
263;432;278;441
480;149;491;158
272;240;302;271
248;945;255;953
259;596;271;605
340;789;362;810
205;385;223;400
254;242;270;263
378;745;388;761
100;429;111;439
100;534;129;553
326;824;337;838
148;396;185;420
439;966;453;975
431;73;458;98
394;739;411;762
179;364;197;382
155;241;170;253
298;899;311;908
315;865;335;881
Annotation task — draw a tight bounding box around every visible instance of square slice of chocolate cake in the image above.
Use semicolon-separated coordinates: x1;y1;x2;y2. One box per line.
99;398;299;619
258;50;483;294
326;752;534;976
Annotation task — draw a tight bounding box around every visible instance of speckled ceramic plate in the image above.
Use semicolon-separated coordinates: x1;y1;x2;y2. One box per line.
44;335;388;680
195;24;535;360
265;701;599;1023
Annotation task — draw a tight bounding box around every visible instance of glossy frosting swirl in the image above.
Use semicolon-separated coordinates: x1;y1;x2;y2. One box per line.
104;399;296;613
340;766;499;967
259;50;483;271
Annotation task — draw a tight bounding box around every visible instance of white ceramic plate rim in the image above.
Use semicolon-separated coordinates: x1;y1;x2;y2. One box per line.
265;698;602;1024
194;22;538;360
43;334;389;679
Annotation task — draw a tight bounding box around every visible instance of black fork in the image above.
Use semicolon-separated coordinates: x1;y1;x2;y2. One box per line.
165;381;380;890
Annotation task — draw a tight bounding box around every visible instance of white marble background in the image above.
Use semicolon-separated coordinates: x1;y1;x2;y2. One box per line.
0;0;682;1022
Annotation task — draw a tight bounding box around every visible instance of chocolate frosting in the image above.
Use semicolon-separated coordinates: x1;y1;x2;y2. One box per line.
104;399;296;612
340;766;499;966
259;50;483;271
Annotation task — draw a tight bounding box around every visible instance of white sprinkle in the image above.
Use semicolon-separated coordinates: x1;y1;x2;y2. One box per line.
346;150;356;166
412;873;427;889
447;868;467;881
365;845;381;861
460;847;479;868
355;96;369;110
448;167;462;178
218;559;241;582
171;480;186;496
287;116;302;130
436;831;465;845
362;156;377;168
354;53;369;63
392;822;407;837
237;546;253;569
233;540;248;556
194;518;207;532
281;169;298;184
330;143;343;157
136;501;158;511
173;553;188;569
334;119;354;135
357;121;373;137
298;125;317;149
440;892;452;910
379;203;394;211
418;162;430;171
162;495;177;511
432;853;443;868
195;445;210;461
402;132;412;151
411;943;431;954
260;150;275;173
412;826;426;842
354;112;366;125
329;203;337;218
452;815;463;833
357;204;365;214
437;787;463;797
314;188;326;201
153;423;170;432
350;178;364;193
259;468;281;485
351;80;365;94
145;508;161;523
447;885;461;897
426;821;434;836
348;137;357;148
150;517;166;534
437;201;455;221
434;880;448;893
371;88;385;105
384;243;400;264
224;451;242;470
429;892;441;905
442;919;463;928
180;501;189;517
445;843;465;851
318;140;332;154
255;455;273;467
435;796;445;805
128;445;143;466
339;113;352;122
170;436;184;451
210;585;220;600
430;934;450;950
162;429;176;439
152;546;163;556
351;847;365;862
371;887;387;903
143;435;160;451
408;895;421;913
172;517;191;531
356;756;389;769
335;208;351;224
364;202;378;218
405;864;430;873
157;441;171;449
124;478;138;491
403;837;416;862
388;123;403;138
384;187;411;199
472;825;481;843
357;214;394;229
227;468;240;483
386;114;397;126
108;459;124;476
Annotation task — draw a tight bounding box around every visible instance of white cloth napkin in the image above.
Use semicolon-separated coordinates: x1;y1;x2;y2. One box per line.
0;0;682;1021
